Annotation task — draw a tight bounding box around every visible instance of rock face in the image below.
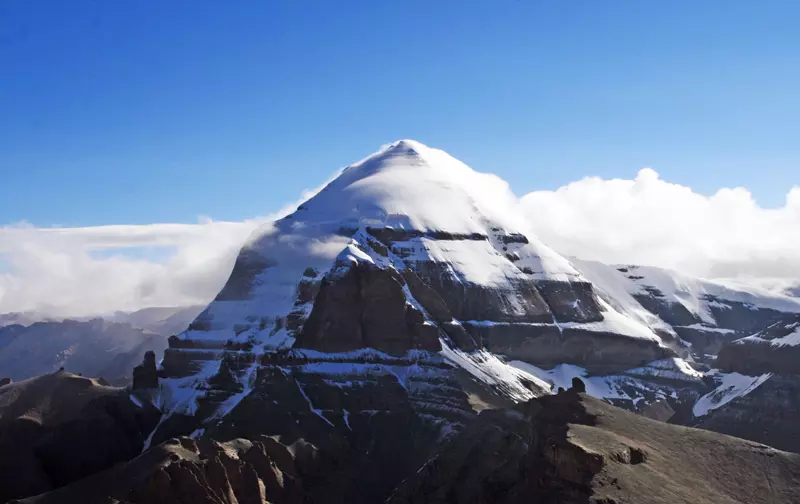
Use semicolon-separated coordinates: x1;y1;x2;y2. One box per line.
15;436;315;504
571;259;800;364
696;374;800;454
0;372;160;502
716;314;800;375
295;260;441;354
693;315;800;453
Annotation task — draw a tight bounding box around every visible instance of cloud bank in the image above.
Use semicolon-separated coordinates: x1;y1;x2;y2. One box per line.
521;168;800;282
2;168;799;318
0;220;262;318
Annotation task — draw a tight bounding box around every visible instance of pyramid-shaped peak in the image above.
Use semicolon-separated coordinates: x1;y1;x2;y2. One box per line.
286;139;534;237
382;138;426;153
343;139;471;180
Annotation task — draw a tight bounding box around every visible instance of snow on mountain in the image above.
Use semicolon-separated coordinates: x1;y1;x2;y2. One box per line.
624;357;705;383
508;358;703;409
693;371;772;417
177;140;671;356
737;319;800;347
569;258;677;336
573;259;800;326
570;258;800;365
618;265;800;321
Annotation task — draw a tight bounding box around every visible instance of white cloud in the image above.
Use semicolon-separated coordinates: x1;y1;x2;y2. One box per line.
0;220;262;318
520;168;800;282
0;173;342;318
3;165;799;319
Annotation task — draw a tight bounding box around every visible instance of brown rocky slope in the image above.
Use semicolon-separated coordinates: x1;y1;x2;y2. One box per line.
0;371;160;502
11;386;800;504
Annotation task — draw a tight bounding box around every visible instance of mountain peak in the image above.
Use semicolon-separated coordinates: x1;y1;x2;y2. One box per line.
381;138;425;152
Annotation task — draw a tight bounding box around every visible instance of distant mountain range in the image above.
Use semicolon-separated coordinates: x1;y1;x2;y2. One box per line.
0;305;202;384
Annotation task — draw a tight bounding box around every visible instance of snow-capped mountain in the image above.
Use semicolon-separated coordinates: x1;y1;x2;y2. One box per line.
142;140;800;457
139;142;653;454
8;140;800;503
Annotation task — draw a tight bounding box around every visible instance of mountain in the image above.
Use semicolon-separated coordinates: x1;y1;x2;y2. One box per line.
0;319;168;385
149;140;691;445
689;314;800;453
147;140;800;446
0;305;203;386
5;140;800;503
572;259;800;360
0;313;44;328
108;305;205;337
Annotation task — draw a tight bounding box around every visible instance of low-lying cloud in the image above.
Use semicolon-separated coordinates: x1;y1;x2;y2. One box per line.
2;167;799;319
0;220;262;318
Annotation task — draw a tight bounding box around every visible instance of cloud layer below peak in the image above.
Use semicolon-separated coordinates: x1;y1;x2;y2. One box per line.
2;168;799;318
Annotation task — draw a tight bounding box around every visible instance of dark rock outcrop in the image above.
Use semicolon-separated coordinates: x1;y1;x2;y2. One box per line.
14;436;313;504
463;322;671;372
14;382;800;504
132;350;159;390
295;261;441;355
0;377;10;387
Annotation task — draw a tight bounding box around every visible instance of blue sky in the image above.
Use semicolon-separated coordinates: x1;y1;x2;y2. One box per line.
2;0;799;227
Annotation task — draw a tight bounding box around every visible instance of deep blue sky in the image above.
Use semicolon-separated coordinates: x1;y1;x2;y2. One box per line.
2;1;799;226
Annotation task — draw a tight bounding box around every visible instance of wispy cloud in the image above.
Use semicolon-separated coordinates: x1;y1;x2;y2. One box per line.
0;220;262;318
0;172;342;318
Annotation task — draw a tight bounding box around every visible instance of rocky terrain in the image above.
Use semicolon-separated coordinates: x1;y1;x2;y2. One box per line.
389;391;800;504
0;372;160;502
11;388;800;504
